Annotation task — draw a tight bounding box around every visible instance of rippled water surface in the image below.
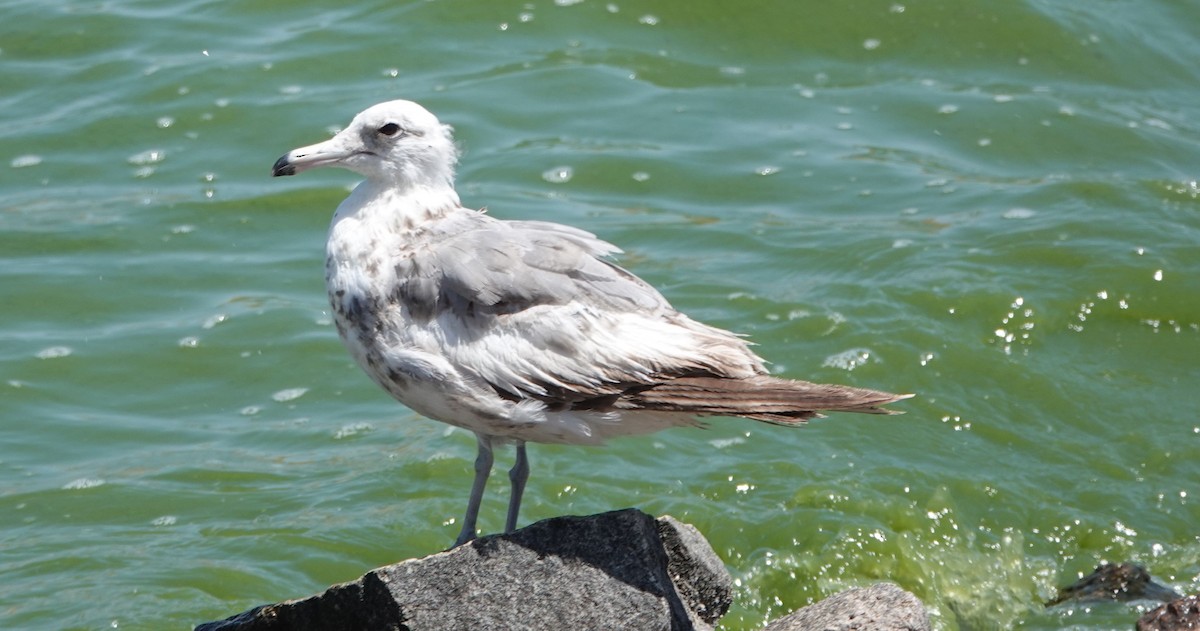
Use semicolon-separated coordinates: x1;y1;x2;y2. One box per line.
3;1;1199;629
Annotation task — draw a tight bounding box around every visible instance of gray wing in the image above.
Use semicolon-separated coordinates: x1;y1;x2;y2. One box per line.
399;215;669;320
392;213;765;405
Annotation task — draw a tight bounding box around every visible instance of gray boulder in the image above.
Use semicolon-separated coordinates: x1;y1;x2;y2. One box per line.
762;583;931;631
1138;595;1200;631
196;509;732;631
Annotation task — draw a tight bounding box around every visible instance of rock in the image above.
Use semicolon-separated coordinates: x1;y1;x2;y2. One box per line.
1138;595;1200;631
1046;563;1182;606
196;508;733;631
761;583;931;631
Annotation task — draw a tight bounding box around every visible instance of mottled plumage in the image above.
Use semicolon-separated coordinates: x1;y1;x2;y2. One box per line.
272;100;911;546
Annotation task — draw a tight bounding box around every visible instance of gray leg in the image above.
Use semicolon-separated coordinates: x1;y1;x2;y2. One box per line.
505;441;529;533
454;434;494;547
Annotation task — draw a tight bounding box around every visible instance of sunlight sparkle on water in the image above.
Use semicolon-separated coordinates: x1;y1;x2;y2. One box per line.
822;348;873;371
36;346;72;359
127;149;165;166
272;387;308;402
1002;208;1035;219
333;422;374;439
11;154;42;168
63;478;105;490
709;436;745;449
992;297;1034;354
541;166;573;183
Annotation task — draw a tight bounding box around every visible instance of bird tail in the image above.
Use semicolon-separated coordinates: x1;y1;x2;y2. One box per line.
618;375;912;425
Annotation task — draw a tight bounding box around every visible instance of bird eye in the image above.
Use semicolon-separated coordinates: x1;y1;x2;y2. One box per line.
377;122;402;136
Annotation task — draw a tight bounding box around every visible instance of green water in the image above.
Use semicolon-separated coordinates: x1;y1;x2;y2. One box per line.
2;1;1198;629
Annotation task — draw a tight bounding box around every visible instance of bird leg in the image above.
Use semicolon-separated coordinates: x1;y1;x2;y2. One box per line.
505;441;529;533
454;434;494;547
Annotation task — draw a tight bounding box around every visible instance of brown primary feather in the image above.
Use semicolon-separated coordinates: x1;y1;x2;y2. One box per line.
614;375;912;425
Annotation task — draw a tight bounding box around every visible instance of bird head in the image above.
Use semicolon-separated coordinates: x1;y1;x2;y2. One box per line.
272;99;458;189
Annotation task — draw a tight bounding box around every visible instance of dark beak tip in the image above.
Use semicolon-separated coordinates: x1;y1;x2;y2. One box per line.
271;155;295;177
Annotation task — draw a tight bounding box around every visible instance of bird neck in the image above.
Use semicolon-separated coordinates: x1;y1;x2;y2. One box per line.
325;180;465;301
336;179;463;229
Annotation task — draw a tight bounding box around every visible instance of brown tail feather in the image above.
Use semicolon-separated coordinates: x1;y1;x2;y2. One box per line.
617;375;912;425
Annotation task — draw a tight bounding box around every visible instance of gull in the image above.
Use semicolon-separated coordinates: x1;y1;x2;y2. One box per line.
272;99;911;546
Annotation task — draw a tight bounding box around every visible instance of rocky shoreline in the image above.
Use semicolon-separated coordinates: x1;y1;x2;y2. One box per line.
196;508;1195;630
196;508;928;631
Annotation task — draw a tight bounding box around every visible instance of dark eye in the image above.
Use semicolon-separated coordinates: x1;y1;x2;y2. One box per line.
377;122;402;136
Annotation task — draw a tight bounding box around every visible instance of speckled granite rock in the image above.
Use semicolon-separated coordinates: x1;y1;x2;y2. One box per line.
761;582;931;631
196;509;732;631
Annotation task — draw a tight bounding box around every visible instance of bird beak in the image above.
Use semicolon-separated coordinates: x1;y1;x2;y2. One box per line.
271;134;357;177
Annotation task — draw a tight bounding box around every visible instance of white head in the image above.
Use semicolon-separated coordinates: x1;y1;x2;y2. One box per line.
272;100;458;189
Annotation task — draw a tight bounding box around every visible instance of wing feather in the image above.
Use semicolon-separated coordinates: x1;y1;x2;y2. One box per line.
392;213;765;406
